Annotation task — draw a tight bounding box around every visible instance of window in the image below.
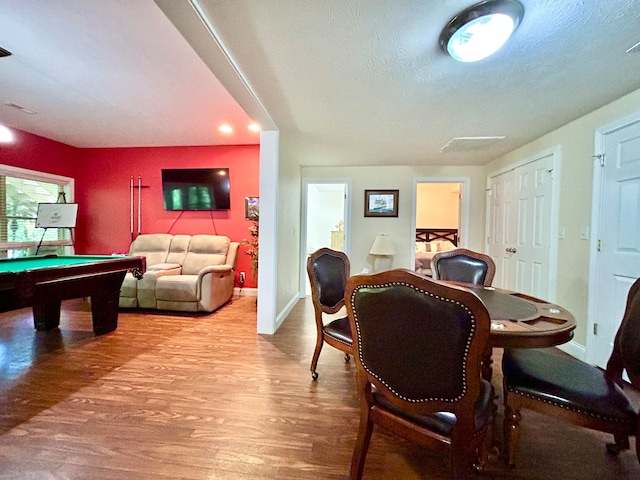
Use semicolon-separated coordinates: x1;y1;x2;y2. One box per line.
0;164;74;258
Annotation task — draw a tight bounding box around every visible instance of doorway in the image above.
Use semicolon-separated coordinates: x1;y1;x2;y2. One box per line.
300;179;351;296
415;182;462;245
412;177;470;271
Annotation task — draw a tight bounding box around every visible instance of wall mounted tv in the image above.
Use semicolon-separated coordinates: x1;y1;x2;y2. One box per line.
162;168;231;211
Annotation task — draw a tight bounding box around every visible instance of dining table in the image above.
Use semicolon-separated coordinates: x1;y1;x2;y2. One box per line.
457;283;576;382
456;282;576;466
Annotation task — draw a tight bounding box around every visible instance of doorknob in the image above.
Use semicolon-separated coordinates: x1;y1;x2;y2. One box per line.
506;247;517;253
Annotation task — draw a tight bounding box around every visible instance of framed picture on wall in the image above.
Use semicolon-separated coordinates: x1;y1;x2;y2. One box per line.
364;190;399;217
245;196;259;220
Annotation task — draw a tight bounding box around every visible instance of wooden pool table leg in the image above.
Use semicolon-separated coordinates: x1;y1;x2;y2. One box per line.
32;301;62;331
90;289;121;335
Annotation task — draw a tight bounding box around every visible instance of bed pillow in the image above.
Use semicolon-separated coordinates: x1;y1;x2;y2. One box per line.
430;240;456;252
415;242;429;253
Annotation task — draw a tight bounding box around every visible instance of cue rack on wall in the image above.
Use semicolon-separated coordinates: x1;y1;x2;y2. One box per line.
130;176;150;242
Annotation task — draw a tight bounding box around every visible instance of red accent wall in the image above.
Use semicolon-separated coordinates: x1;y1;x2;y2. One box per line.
75;145;260;287
1;128;260;287
0;129;80;178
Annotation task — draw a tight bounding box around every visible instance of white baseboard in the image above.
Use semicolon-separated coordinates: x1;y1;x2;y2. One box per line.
234;287;258;297
276;291;300;330
556;339;586;361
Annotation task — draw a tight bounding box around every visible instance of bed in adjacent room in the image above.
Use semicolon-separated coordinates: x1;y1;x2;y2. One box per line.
414;228;458;276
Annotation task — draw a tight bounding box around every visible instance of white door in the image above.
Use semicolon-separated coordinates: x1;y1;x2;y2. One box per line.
487;153;555;298
589;118;640;368
487;169;515;289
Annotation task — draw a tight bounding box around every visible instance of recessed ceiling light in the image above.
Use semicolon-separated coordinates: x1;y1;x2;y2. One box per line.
248;123;261;132
219;125;233;134
440;0;524;63
0;124;14;143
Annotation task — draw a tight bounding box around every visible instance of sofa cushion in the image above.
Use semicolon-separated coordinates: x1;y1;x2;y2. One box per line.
182;235;230;275
129;233;173;266
166;234;191;265
120;272;138;298
156;275;199;302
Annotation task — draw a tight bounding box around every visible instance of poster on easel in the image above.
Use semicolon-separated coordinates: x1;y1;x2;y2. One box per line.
36;203;79;228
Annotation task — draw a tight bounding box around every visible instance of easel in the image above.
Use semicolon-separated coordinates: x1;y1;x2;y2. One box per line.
35;192;75;255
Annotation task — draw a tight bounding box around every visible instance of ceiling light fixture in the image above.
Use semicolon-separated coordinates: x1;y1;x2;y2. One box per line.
440;0;524;63
248;123;261;132
219;125;233;134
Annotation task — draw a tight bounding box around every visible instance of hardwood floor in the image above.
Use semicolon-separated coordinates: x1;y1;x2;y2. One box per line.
0;296;638;479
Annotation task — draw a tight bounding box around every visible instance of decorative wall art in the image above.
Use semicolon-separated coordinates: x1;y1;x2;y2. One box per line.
364;190;399;217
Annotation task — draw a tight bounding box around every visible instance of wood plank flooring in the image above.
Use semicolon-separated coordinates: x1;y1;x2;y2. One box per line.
0;295;638;479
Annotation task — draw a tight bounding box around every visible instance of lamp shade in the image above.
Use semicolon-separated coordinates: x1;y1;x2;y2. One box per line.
369;234;396;256
440;0;524;63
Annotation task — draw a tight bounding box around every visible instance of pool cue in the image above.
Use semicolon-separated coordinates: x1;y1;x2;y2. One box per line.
130;176;134;242
138;175;142;236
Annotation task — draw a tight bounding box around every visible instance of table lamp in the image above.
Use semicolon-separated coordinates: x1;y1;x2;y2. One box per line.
369;234;396;272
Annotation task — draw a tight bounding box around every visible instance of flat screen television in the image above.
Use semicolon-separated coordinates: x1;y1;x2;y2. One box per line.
162;168;231;211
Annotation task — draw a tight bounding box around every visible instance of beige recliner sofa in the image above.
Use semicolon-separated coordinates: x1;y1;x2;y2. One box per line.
119;233;240;313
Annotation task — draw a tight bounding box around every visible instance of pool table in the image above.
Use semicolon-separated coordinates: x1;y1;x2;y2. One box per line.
0;255;145;335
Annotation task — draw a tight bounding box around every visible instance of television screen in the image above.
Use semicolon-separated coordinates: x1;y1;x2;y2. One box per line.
162;168;230;211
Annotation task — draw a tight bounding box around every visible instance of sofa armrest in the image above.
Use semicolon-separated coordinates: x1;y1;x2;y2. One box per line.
197;264;233;278
196;264;235;312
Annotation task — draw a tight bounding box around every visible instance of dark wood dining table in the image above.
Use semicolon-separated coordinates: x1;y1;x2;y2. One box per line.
458;283;576;380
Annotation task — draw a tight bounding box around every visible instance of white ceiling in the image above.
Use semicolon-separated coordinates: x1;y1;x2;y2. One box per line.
1;0;640;167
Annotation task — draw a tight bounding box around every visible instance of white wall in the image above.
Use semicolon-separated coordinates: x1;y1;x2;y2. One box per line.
301;165;486;274
485;87;640;347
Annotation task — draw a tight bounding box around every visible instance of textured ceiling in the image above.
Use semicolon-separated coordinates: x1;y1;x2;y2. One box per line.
0;0;258;148
2;0;640;167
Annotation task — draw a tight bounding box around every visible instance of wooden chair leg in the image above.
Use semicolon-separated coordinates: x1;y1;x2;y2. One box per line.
451;443;477;480
503;394;522;468
476;417;499;471
482;346;493;381
310;335;324;380
350;409;374;480
606;433;630;455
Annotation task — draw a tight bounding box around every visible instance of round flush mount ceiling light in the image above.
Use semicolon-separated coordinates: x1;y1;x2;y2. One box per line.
440;0;524;63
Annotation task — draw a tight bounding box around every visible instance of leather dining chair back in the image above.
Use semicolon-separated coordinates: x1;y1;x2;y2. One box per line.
306;248;353;380
502;276;640;468
431;248;496;286
346;269;494;480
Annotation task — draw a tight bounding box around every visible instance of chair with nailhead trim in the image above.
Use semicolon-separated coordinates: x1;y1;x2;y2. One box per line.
431;248;496;286
502;277;640;468
307;248;353;380
346;269;495;480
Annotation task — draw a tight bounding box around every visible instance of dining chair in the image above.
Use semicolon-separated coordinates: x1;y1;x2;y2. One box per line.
431;248;496;286
306;247;353;380
502;276;640;468
346;269;495;480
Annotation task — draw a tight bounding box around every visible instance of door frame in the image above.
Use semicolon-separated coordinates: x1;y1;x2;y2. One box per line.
586;110;640;364
485;146;562;301
299;178;352;297
411;176;470;271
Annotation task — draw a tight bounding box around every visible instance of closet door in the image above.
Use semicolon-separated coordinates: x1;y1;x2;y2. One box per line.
487;153;554;298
